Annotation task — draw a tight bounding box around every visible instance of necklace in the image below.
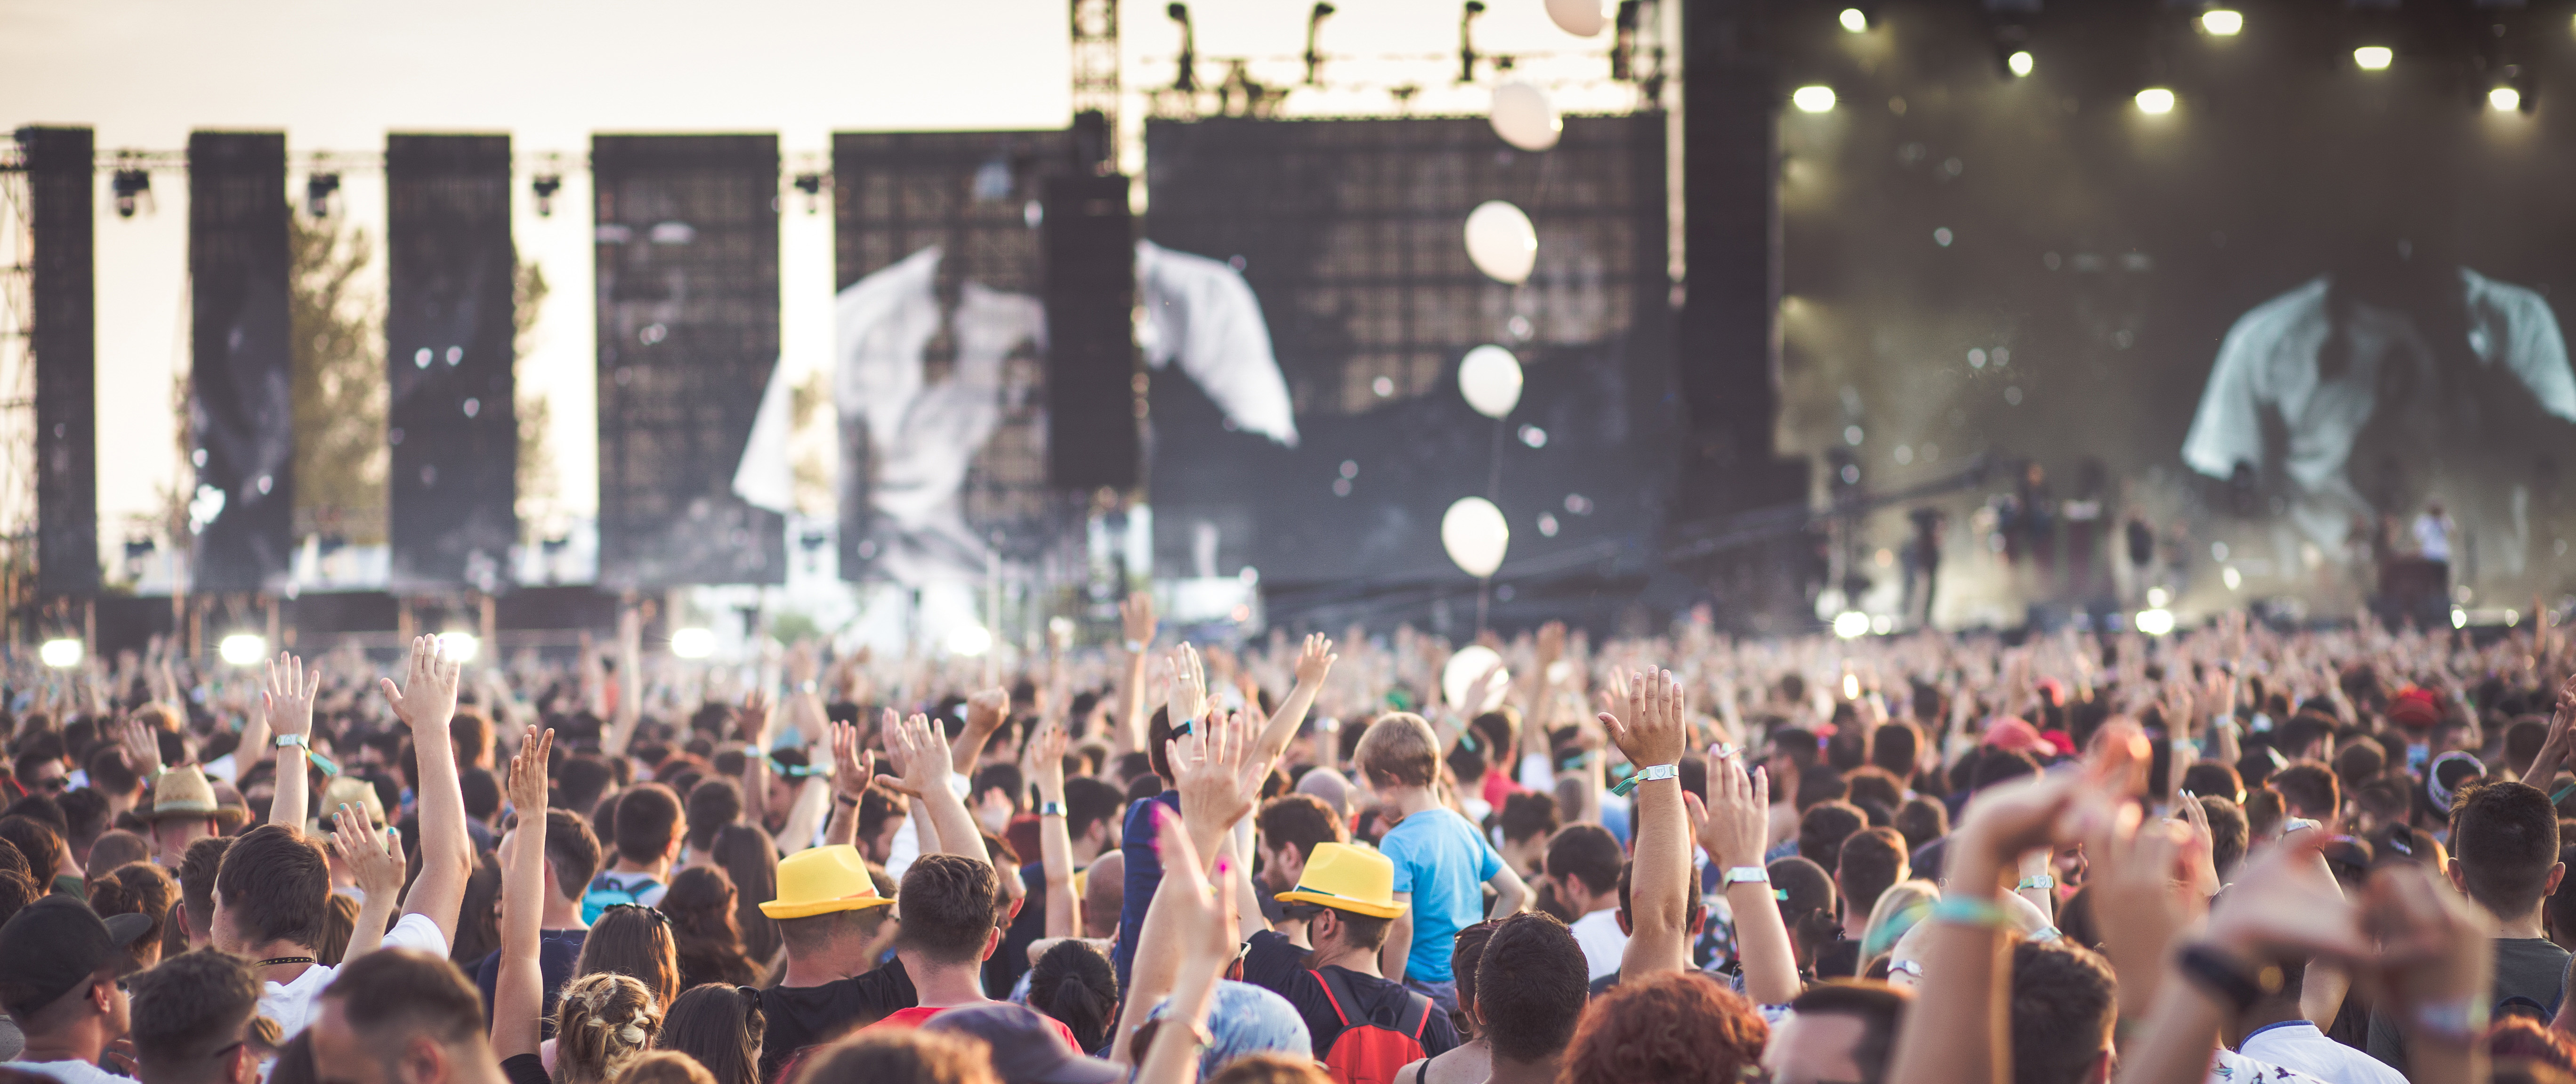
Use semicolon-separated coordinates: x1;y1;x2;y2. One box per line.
257;956;317;968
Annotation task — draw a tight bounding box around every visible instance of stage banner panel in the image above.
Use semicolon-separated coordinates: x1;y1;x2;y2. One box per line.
1042;171;1140;493
188;131;295;593
387;133;517;591
593;134;783;588
829;130;1068;585
1143;115;1674;624
21;126;97;595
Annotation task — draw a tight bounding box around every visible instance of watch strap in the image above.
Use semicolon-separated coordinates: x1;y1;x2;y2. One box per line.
2175;944;2270;1014
1039;801;1068;817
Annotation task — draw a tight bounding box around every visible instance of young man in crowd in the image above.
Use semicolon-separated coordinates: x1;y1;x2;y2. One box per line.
1252;793;1344;941
144;769;225;872
1244;841;1461;1061
125;949;263;1084
1356;712;1529;1015
2269;763;2341;831
308;950;508;1084
0;896;151;1084
1474;912;1591;1084
581;782;683;919
1540;823;1626;980
2366;777;2568;1070
471;808;600;1030
1835;827;1911;942
173;838;229;953
1763;983;1910;1084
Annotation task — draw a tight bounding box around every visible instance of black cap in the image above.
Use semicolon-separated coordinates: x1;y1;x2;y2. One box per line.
0;896;153;1016
923;1003;1122;1084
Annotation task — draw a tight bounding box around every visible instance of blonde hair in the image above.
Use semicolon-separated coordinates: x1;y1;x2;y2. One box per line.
615;1052;718;1084
1859;879;1938;962
1353;712;1440;788
556;973;663;1084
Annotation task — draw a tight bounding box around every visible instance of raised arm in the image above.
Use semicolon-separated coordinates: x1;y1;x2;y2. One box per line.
324;801;406;963
1250;634;1336;774
1696;750;1798;1005
1605;668;1692;979
1118;592;1158;754
263;653;320;828
740;692;777;829
1169;713;1266;876
896;713;987;864
824;719;875;848
380;636;471;945
1133;810;1237;1084
1113;803;1236;1068
949;688;1009;776
493;729;556;1061
1027;719;1081;939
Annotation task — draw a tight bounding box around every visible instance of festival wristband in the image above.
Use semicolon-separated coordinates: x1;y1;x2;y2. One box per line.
1039;801;1067;817
2410;996;2492;1048
2017;874;2055;891
1930;895;2009;929
1722;866;1769;888
1610;762;1680;796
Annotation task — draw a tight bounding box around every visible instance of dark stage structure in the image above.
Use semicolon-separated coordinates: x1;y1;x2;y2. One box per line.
387;133;517;591
19;126;97;596
188;131;297;594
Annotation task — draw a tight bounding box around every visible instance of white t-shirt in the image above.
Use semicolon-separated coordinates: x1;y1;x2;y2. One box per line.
261;913;451;1038
1568;906;1629;981
2207;1047;2333;1084
2238;1021;2408;1084
2;1060;123;1084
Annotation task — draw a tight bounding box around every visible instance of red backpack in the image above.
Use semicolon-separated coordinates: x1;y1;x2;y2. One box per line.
1309;967;1434;1084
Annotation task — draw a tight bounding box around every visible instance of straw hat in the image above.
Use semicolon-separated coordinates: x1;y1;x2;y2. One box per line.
318;776;387;830
145;767;218;823
1274;841;1407;919
759;844;894;919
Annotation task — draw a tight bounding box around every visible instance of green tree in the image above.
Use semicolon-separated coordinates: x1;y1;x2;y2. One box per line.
287;212;388;544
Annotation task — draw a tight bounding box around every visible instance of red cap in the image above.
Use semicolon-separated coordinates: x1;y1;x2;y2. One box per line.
1981;717;2049;754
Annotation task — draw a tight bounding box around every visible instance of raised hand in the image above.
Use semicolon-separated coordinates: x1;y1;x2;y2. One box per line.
1027;718;1070;805
829;720;876;800
736;690;775;748
263;651;320;742
965;687;1010;737
1171;712;1263;839
2362;862;2497;1018
2172;789;2222;897
786;642;819;689
1293;633;1339;687
1603;667;1688;770
330;801;406;903
1694;747;1770;870
1456;661;1508;716
1169;643;1209;725
1121;591;1159;650
2205;830;2365;961
894;713;955;796
120;715;164;778
507;728;555;815
380;635;462;732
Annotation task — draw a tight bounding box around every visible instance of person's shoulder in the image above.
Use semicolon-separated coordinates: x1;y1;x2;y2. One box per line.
383;911;452;956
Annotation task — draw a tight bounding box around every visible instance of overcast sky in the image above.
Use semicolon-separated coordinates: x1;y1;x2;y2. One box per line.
2;0;1633;544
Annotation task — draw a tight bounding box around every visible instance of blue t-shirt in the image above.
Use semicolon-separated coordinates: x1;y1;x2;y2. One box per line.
1111;791;1182;991
1378;808;1504;984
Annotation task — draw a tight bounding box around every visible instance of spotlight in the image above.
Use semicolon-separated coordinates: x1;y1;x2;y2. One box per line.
110;168;151;218
1304;2;1335;86
1832;611;1870;639
2134;609;2176;637
791;172;825;213
2135;87;2177;114
1839;8;1868;32
947;624;994;657
531;173;563;218
2353;46;2392;71
1168;3;1198;93
2491;86;2522;112
436;631;480;664
2199;8;2241;36
305;173;340;218
218;633;268;667
670;627;717;659
39;639;82;669
2007;49;2034;77
1793;85;1838;113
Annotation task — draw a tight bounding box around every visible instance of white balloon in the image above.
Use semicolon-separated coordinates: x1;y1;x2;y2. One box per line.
1441;496;1510;579
1458;345;1523;418
1489;81;1562;151
1545;0;1612;37
1442;645;1511;714
1463;201;1536;285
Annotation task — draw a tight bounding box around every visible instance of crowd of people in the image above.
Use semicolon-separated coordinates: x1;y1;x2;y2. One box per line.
0;592;2572;1084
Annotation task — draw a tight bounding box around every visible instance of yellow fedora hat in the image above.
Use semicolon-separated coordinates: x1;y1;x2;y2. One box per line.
761;844;894;919
1275;841;1407;919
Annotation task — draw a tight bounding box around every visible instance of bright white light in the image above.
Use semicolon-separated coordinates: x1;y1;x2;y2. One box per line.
1839;8;1868;33
1832;611;1870;639
2146;587;2171;608
2135;609;2176;637
1793;86;1838;113
2353;46;2392;71
218;634;267;667
436;631;480;664
2450;607;2469;630
670;627;717;659
39;639;83;669
2222;566;2243;591
2200;9;2242;36
946;624;993;658
2490;86;2522;112
2007;50;2034;77
2135;88;2176;114
1842;674;1861;699
1870;615;1894;635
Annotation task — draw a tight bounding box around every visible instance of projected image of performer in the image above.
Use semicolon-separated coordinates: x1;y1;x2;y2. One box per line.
2181;243;2576;581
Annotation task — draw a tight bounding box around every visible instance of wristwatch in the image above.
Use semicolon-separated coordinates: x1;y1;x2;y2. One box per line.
1039;801;1068;818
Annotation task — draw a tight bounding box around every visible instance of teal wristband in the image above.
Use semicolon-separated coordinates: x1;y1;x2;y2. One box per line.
1930;895;2009;929
1610;763;1680;797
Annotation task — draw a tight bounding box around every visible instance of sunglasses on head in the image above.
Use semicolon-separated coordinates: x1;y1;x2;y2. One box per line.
602;902;674;928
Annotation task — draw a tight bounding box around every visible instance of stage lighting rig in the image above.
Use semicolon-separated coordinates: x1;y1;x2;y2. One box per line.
1304;2;1335;86
305;172;340;218
1460;0;1486;84
792;171;826;213
531;172;563;217
110;167;151;218
1983;0;2035;81
2199;8;2242;36
1169;3;1198;93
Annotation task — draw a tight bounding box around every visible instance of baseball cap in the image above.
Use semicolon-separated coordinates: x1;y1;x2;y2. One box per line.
0;895;153;1016
921;1003;1122;1084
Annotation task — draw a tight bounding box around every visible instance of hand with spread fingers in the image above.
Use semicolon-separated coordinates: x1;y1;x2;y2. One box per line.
1027;718;1070;807
1602;667;1689;771
263;651;320;744
737;689;775;750
381;635;463;732
331;801;407;903
1293;633;1339;687
121;716;164;779
1694;746;1770;872
1121;591;1159;651
894;713;955;797
506;728;555;817
829;720;876;801
1171;711;1264;847
1169;643;1209;725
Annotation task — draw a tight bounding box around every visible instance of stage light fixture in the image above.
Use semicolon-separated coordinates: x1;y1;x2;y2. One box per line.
2200;8;2241;36
947;624;995;658
1832;611;1870;639
1304;2;1335;86
2491;86;2522;112
532;173;563;217
436;631;481;664
1839;7;1868;32
305;173;340;218
2134;609;2176;637
1169;3;1198;93
218;633;268;667
670;627;717;659
1459;0;1487;84
39;639;82;669
792;172;825;213
2007;49;2034;76
110;168;151;218
1793;85;1837;113
2135;87;2176;114
2353;46;2392;71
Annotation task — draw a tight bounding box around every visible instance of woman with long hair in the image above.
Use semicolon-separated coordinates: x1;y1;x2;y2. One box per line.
656;984;765;1084
580;903;684;1011
660;867;761;989
710;825;780;966
453;852;505;966
557;973;665;1084
1025;939;1118;1055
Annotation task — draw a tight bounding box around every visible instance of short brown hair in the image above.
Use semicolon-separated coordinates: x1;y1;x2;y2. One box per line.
319;949;488;1053
1545;824;1623;897
179;836;233;938
792;1028;998;1084
1835;828;1909;920
619;1051;719;1084
1352;712;1439;789
547;809;606;904
686;780;743;852
1477;912;1590;1064
2270;763;2340;821
1256;794;1344;865
88;861;178;967
448;709;493;768
614;785;686;866
1560;971;1765;1084
216;825;329;949
775;908;891;957
898;855;1002;964
128;948;258;1068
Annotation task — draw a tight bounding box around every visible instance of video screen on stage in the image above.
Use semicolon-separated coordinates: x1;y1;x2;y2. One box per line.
1143;114;1674;628
1774;4;2576;626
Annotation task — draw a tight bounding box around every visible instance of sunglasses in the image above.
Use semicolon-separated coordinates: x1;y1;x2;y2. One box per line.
35;775;67;793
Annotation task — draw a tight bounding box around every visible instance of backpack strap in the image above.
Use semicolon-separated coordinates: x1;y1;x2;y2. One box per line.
1397;987;1433;1040
1308;968;1357;1028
